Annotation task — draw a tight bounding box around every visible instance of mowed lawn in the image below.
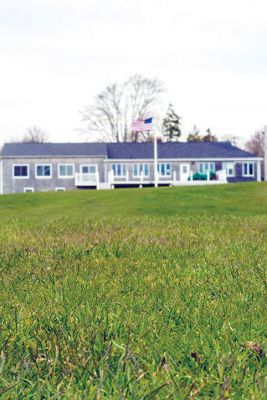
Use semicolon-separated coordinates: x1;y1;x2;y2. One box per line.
0;183;266;399
0;182;267;223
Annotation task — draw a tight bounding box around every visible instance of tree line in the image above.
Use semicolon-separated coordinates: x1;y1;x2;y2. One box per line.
18;74;265;159
80;74;219;143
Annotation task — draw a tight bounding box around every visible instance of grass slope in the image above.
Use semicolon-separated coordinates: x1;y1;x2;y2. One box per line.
0;183;266;398
0;182;266;223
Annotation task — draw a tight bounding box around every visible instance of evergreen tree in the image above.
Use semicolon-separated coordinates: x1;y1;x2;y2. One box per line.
162;103;181;141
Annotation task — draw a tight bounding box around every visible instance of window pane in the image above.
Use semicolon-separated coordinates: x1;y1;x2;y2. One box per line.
44;166;51;176
157;163;170;176
249;163;253;175
22;166;27;176
14;165;28;177
37;165;51;176
117;164;121;176
122;165;127;176
144;164;149;176
67;165;73;176
89;166;96;173
112;164;116;174
166;164;170;175
244;163;248;175
61;165;78;176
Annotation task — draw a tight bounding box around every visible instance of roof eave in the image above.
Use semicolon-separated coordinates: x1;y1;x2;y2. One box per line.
0;154;107;159
104;157;263;162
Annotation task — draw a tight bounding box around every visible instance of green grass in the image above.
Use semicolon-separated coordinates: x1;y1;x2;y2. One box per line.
0;183;266;398
0;182;267;223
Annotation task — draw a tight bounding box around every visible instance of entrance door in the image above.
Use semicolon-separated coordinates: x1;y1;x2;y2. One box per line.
180;164;190;181
80;165;97;174
80;165;98;184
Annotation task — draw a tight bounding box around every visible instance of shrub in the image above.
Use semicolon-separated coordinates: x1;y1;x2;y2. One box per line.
189;172;216;181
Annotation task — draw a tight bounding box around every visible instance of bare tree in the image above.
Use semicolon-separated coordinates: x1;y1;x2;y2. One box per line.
202;128;218;142
187;125;202;142
187;126;218;142
245;130;264;157
245;130;264;179
81;74;165;142
21;126;49;143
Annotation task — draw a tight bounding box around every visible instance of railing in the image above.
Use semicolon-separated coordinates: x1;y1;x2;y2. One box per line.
216;170;227;182
108;170;130;182
108;170;175;186
75;172;99;188
108;170;129;183
107;169;227;188
74;168;227;190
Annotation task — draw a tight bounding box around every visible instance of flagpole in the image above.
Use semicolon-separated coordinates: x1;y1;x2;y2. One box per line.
153;128;158;188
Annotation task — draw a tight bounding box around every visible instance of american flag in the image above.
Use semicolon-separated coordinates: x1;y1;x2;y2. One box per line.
130;117;153;131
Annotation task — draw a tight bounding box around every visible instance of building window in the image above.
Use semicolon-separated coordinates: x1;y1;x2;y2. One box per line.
58;164;74;178
24;187;34;193
80;165;97;174
133;163;149;177
198;162;215;173
112;164;127;177
222;162;235;177
36;164;52;178
13;164;29;179
157;163;171;176
243;162;254;177
55;187;66;192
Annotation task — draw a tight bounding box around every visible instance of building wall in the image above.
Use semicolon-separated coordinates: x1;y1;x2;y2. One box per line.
106;160;194;182
227;162;257;183
1;157;260;194
2;157;106;194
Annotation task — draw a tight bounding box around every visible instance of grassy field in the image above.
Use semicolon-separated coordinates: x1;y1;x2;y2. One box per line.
0;183;266;399
0;182;267;223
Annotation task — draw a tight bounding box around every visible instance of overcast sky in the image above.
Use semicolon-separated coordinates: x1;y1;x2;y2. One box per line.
0;0;267;145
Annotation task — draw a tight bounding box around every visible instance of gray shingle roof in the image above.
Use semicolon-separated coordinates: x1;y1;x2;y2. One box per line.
107;141;257;159
1;141;258;159
1;142;107;157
